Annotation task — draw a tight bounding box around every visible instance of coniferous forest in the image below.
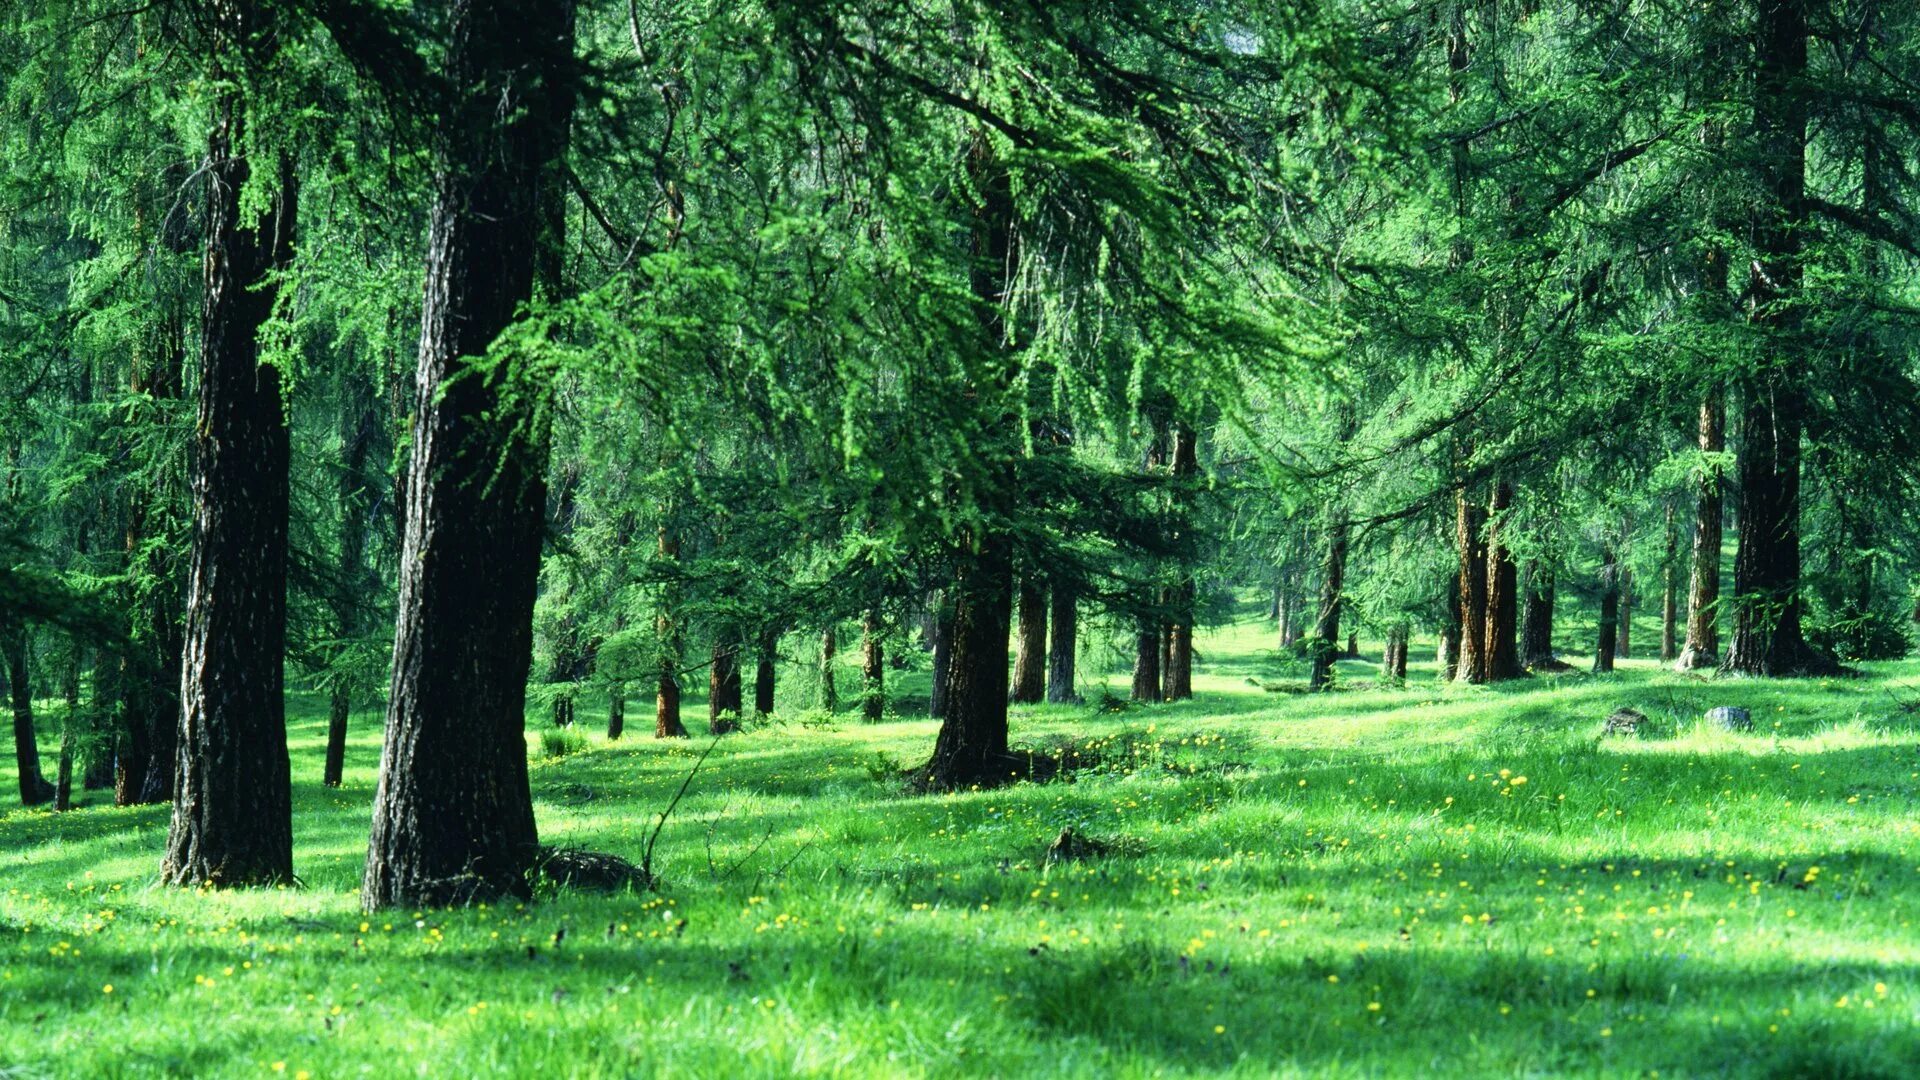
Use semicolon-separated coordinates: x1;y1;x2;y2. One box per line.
3;0;1920;1075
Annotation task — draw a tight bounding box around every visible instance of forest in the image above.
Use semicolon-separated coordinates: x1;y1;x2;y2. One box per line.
2;0;1918;1075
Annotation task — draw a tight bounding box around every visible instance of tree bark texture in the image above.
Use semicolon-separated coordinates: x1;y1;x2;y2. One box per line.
1308;520;1348;692
709;639;741;734
1520;563;1556;669
1010;579;1046;703
1484;482;1521;680
1045;583;1077;703
1454;493;1490;684
1594;548;1619;674
860;612;885;722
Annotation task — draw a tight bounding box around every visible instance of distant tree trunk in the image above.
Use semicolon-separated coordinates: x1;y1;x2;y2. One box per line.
921;532;1015;789
709;639;741;734
1269;583;1282;622
56;648;78;811
1308;520;1348;692
1485;482;1521;680
1045;583;1077;703
1661;502;1680;662
929;593;954;719
1165;423;1198;699
655;526;687;738
163;72;298;886
1454;493;1490;683
754;632;777;716
362;0;578;909
4;625;53;805
1276;584;1293;649
860;611;885;722
1520;563;1556;668
1617;565;1633;659
1131;617;1162;701
1594;547;1619;673
1676;394;1726;670
1723;0;1831;677
606;691;625;741
323;687;349;788
1010;580;1046;703
819;626;838;713
1438;586;1461;682
1345;631;1359;659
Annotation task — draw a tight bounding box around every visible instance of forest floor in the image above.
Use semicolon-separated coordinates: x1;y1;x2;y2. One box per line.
3;612;1919;1078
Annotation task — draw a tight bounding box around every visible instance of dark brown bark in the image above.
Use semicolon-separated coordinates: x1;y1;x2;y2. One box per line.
162;62;298;885
1722;0;1832;677
922;532;1015;789
606;691;625;741
5;625;53;805
1617;567;1633;659
1308;521;1348;692
1438;583;1461;683
1045;583;1078;703
709;639;741;734
1454;493;1490;684
929;593;954;719
655;527;687;738
1165;424;1198;700
1130;618;1162;701
362;0;576;908
1677;394;1726;669
860;611;884;722
1010;580;1046;703
1484;482;1521;680
754;632;777;717
1520;563;1557;668
1594;547;1619;674
323;687;349;788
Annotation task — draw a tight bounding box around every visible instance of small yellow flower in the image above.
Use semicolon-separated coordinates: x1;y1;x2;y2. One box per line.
1213;1025;1225;1035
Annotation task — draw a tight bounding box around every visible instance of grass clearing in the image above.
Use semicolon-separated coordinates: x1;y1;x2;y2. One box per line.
4;611;1919;1077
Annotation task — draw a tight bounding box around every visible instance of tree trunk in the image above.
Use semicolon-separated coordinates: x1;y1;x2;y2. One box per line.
1438;581;1461;682
1045;583;1078;703
1676;394;1726;669
1520;562;1556;668
4;626;53;806
1594;548;1619;674
922;532;1014;789
1454;493;1490;683
1010;579;1046;703
323;686;349;788
928;592;953;719
655;526;687;738
1723;0;1832;677
708;639;742;734
362;0;577;909
1130;618;1161;701
860;611;885;722
1390;625;1410;683
1661;501;1680;662
162;64;298;886
1308;520;1348;692
1617;566;1633;659
1165;424;1197;699
606;691;625;741
122;313;187;807
819;626;838;713
1484;482;1521;680
754;632;777;717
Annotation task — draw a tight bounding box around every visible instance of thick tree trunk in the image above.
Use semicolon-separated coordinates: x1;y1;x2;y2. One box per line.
1308;520;1348;692
1045;583;1078;703
708;639;741;734
1594;548;1619;673
1165;424;1198;699
929;593;953;719
1676;394;1726;669
655;527;686;739
362;0;576;909
1661;502;1680;662
860;611;884;722
5;626;53;806
1485;482;1521;680
1130;618;1162;701
1454;493;1490;683
754;632;777;716
922;532;1015;789
323;687;349;788
819;626;838;713
162;72;298;886
1723;0;1832;677
1010;580;1046;703
1520;563;1556;668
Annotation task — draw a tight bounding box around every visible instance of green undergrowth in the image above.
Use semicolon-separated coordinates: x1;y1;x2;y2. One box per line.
3;615;1919;1077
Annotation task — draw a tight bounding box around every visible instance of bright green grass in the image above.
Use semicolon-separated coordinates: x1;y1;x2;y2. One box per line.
4;615;1919;1078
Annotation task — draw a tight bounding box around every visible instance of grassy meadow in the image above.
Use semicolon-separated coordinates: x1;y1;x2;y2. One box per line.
3;610;1919;1077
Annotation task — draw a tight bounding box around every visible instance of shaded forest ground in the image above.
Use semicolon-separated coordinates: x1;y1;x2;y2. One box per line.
3;609;1919;1077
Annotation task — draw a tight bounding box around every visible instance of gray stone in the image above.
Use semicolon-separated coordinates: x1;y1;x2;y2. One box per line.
1603;708;1645;735
1706;706;1753;732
